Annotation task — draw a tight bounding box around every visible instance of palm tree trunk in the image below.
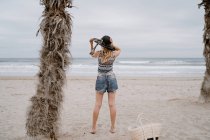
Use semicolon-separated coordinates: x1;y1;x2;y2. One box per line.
199;1;210;103
26;0;72;139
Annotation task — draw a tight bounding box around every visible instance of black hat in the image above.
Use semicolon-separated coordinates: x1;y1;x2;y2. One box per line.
101;35;112;46
101;35;115;51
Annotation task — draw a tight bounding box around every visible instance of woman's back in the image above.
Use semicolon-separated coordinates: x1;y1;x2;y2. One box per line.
98;51;116;73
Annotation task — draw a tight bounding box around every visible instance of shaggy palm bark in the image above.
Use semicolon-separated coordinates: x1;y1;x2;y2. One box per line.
26;0;72;139
199;1;210;103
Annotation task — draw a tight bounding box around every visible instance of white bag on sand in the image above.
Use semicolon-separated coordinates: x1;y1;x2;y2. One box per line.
128;114;162;140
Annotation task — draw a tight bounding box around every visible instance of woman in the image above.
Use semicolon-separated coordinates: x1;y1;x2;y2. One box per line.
89;35;121;134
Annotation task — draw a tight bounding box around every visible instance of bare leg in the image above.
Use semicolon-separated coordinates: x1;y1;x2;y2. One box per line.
91;92;104;134
108;92;116;133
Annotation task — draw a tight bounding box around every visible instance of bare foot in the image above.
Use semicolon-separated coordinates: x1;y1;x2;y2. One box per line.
109;127;116;133
90;128;96;134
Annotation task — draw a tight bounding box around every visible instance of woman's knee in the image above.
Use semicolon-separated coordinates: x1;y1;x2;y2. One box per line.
95;102;102;109
108;102;115;108
108;92;116;108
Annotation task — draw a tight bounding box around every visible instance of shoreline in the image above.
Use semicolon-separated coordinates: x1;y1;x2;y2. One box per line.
0;75;203;80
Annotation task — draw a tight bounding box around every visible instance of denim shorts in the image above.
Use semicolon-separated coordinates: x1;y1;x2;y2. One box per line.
95;72;118;93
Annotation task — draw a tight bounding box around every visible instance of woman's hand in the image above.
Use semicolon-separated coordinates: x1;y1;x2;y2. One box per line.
113;45;120;51
89;38;97;42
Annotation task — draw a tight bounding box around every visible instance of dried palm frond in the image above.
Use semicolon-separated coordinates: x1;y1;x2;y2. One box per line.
26;0;73;139
199;0;210;103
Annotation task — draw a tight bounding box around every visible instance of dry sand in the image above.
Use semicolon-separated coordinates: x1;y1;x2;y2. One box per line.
0;76;210;140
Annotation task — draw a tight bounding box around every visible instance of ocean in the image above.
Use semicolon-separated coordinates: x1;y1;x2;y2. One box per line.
0;58;205;77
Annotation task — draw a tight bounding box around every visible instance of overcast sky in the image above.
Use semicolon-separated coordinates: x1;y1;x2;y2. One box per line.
0;0;205;58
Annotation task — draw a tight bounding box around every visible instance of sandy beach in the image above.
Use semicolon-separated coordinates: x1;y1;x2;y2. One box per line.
0;76;210;140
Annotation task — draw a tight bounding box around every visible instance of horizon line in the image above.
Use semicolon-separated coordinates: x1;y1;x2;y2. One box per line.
0;57;204;59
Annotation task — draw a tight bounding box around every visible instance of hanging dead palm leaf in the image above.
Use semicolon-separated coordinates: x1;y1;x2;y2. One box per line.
199;0;210;103
26;0;73;139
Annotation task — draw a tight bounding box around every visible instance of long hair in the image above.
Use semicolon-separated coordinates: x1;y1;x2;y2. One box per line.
100;47;113;63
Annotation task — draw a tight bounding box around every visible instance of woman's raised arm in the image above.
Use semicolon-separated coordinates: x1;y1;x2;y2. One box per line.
113;45;121;57
89;38;100;58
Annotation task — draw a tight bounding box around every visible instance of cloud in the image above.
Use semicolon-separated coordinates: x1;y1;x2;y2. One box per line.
0;0;205;58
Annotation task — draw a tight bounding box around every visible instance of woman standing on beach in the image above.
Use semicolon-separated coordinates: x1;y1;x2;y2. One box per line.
89;35;121;134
